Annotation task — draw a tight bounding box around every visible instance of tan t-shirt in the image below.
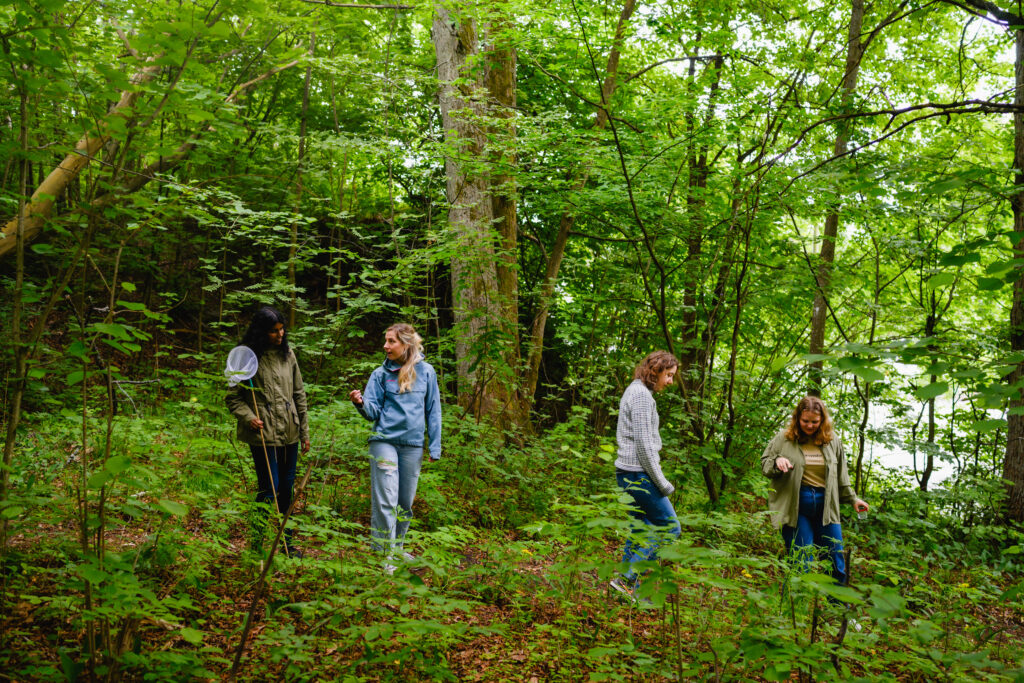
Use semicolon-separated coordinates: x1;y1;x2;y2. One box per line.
800;444;826;488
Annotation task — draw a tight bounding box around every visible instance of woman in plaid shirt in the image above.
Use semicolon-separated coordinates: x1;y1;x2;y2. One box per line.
609;351;681;602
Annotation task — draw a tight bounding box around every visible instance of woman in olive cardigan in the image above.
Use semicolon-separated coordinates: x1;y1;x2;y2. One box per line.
761;395;868;585
226;306;310;554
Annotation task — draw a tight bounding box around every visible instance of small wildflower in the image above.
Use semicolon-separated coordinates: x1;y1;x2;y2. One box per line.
741;570;753;578
958;582;970;589
521;548;533;556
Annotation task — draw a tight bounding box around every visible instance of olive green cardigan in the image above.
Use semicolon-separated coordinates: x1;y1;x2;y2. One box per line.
760;430;858;529
226;347;310;447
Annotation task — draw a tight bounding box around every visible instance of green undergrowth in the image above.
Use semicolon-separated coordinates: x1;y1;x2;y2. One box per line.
1;378;1023;681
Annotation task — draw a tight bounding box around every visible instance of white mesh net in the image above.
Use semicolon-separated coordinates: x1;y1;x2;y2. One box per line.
224;345;259;387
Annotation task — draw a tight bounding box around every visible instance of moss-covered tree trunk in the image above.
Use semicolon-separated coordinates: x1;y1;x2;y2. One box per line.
433;4;513;423
485;8;531;432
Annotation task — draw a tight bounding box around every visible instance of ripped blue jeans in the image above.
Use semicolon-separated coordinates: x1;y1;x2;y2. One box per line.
368;442;423;554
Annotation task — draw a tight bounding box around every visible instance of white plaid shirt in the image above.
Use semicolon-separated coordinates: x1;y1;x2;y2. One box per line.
614;380;674;496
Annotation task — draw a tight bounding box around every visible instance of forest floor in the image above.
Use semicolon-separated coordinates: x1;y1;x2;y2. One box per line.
2;416;1024;681
5;490;1024;682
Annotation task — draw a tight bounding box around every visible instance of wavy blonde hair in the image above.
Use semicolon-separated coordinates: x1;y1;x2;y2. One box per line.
387;323;424;393
784;395;835;446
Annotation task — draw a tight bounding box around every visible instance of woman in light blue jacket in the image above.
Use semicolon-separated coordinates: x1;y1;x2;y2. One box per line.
349;323;441;572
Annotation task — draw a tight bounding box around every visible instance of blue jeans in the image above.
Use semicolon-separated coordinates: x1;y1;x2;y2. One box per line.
616;470;681;585
369;442;423;554
781;485;847;586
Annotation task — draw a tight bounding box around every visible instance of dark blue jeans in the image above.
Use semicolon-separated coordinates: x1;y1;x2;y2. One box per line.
250;443;299;514
617;470;681;585
249;443;298;546
781;485;847;586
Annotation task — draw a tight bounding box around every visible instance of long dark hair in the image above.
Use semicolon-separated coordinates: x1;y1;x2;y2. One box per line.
240;305;289;358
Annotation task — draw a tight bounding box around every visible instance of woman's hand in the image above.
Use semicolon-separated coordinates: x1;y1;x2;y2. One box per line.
775;456;793;473
854;499;870;513
349;389;363;405
302;439;311;454
249;417;264;431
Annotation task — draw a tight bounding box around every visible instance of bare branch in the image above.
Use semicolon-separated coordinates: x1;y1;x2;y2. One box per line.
525;53;644;134
296;0;414;9
227;59;300;102
624;55;718;83
113;23;139;58
761;97;1023;182
940;0;1022;25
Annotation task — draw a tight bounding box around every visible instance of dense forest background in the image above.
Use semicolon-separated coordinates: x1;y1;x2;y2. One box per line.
2;0;1024;680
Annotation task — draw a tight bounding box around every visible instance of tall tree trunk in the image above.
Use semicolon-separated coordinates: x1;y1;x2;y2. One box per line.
855;235;882;491
1;79;29;545
920;311;938;491
485;9;530;431
808;0;864;393
328;59;350;313
690;180;740;503
433;4;509;420
289;33;315;329
1004;25;1024;523
718;192;754;500
675;51;725;499
678;49;724;406
521;0;637;406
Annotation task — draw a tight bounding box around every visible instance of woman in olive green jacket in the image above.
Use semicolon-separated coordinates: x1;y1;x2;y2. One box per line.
226;306;310;554
761;395;868;585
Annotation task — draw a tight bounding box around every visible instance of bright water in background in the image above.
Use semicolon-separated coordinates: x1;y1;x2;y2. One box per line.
861;400;952;486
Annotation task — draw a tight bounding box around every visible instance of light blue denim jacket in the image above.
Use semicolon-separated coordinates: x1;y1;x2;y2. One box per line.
355;358;442;459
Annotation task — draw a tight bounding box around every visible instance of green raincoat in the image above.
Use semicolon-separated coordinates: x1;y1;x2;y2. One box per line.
760;430;858;530
226;347;309;446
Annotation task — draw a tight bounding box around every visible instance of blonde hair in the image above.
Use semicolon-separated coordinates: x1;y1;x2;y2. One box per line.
784;395;835;446
387;323;424;393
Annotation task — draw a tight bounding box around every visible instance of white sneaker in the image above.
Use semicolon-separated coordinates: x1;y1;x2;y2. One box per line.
610;577;655;608
609;578;636;601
